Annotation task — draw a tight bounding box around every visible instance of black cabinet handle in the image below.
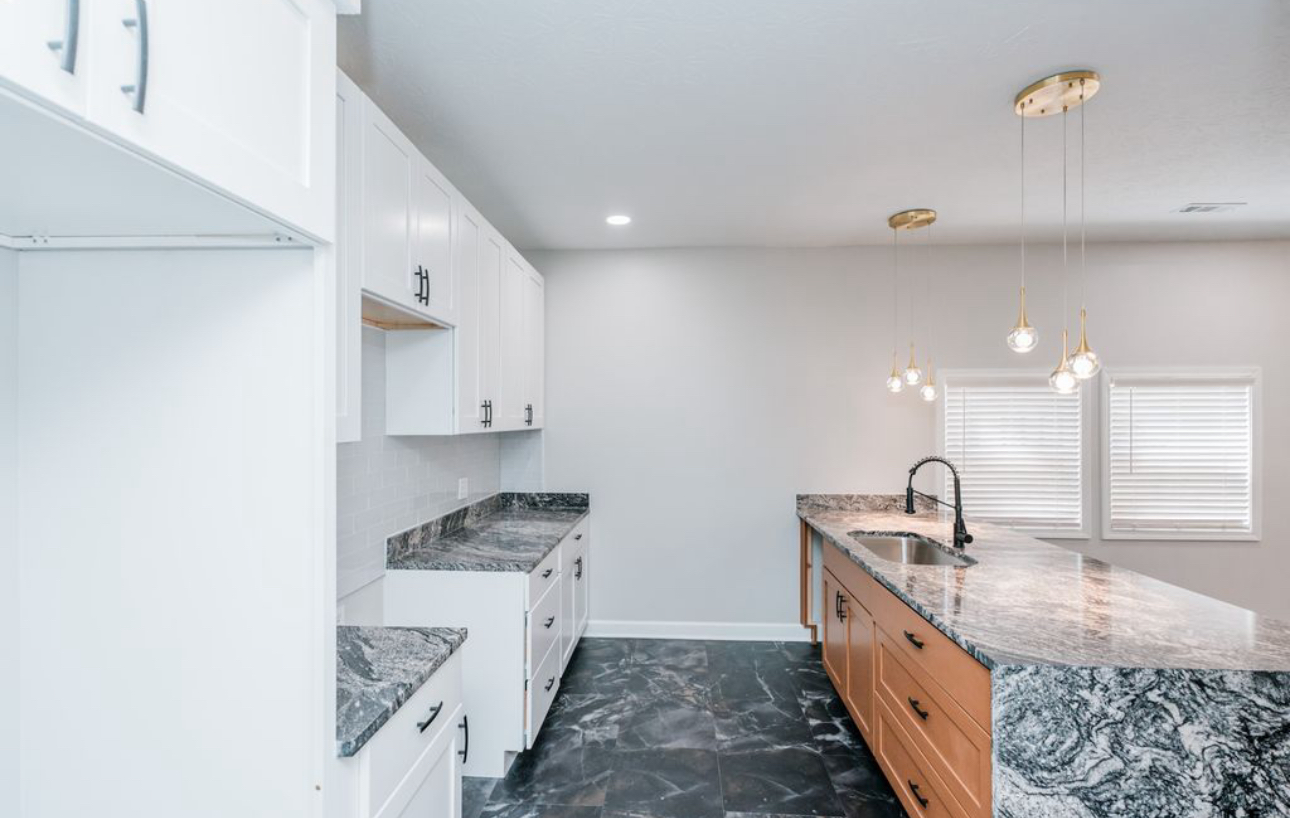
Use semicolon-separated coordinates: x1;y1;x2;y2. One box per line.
835;591;847;621
575;557;583;579
457;715;469;762
574;533;583;541
525;403;533;426
903;630;925;650
542;568;553;579
544;616;555;628
544;677;555;692
417;701;444;733
907;780;929;809
908;697;929;720
413;266;429;305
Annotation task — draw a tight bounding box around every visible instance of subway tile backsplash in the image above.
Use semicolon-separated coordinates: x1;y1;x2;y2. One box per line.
337;327;502;598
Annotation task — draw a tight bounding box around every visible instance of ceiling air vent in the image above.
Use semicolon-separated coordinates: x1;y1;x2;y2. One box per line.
1176;202;1246;213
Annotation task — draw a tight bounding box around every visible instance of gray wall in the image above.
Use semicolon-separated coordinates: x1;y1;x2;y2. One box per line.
531;241;1290;631
0;249;16;816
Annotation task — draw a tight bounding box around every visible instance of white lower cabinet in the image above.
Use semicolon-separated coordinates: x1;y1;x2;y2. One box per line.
384;516;591;777
341;650;467;818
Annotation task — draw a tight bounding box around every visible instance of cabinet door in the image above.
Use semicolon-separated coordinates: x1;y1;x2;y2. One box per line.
361;99;417;313
414;158;455;323
335;70;363;443
573;545;589;639
477;231;503;429
87;0;335;241
496;250;528;430
385;714;463;818
453;205;485;432
560;547;576;670
0;0;88;115
845;598;875;741
523;267;545;428
822;570;848;691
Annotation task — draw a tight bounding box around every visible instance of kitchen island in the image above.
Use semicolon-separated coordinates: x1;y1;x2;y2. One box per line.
797;494;1290;818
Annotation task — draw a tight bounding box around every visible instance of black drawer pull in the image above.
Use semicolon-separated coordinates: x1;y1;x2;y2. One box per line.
417;701;444;733
542;568;553;579
907;780;929;809
575;557;583;579
458;715;469;762
544;616;555;628
574;533;583;540
904;630;925;649
835;591;847;621
544;677;555;692
908;697;929;720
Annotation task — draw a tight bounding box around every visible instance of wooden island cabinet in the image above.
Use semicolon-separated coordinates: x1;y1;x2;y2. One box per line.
807;521;992;818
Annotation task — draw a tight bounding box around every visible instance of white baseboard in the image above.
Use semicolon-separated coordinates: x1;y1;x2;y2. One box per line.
584;619;812;642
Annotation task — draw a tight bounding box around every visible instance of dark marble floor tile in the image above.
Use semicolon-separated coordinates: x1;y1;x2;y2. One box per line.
562;639;634;693
490;724;614;807
616;696;717;751
464;776;500;818
720;746;845;816
631;639;709;674
713;695;815;752
821;750;905;818
604;748;724;818
803;696;868;757
480;804;602;818
544;692;632;740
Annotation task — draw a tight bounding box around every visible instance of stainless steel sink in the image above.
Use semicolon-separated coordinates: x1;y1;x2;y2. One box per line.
847;531;976;567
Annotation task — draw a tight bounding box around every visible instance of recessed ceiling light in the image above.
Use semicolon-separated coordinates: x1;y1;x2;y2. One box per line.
606;215;631;226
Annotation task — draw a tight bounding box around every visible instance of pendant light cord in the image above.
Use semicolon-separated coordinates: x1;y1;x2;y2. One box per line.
1062;106;1069;334
1080;80;1087;312
1020;101;1026;288
891;227;899;359
926;223;933;364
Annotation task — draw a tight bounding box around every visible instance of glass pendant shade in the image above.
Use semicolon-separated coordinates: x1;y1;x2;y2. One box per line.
903;344;923;386
1067;308;1101;379
1006;287;1038;353
1049;330;1079;395
919;360;937;401
886;356;905;393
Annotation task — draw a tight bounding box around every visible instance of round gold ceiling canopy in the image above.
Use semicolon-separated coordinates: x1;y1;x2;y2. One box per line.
888;209;937;230
1013;70;1100;117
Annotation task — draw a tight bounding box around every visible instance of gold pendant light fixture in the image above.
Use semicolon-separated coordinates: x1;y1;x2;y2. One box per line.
1012;71;1102;392
1067;80;1102;379
888;209;935;393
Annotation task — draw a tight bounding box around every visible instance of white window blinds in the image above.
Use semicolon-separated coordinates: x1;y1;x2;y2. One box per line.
942;376;1085;535
1105;373;1257;539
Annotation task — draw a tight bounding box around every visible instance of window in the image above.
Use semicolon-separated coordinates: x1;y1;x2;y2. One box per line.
939;372;1089;538
1102;370;1259;540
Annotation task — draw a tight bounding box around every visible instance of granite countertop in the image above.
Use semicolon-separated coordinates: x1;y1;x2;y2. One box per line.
799;494;1290;672
336;626;467;758
386;492;589;573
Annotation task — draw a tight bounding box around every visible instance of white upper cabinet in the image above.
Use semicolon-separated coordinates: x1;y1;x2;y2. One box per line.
524;265;545;429
335;69;363;443
0;0;89;116
0;0;336;243
414;158;457;324
361;93;457;324
497;250;529;431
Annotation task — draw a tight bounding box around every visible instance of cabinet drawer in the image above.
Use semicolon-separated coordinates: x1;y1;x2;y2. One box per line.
876;699;969;818
877;628;990;817
528;546;561;607
359;650;464;818
528;576;561;676
560;518;589;571
526;636;561;747
824;541;990;730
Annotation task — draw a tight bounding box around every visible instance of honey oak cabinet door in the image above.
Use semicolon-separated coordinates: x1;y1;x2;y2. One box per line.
822;570;849;690
845;597;876;741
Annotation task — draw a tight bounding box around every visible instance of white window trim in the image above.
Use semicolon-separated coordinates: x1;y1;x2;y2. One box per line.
936;369;1094;540
1099;367;1262;542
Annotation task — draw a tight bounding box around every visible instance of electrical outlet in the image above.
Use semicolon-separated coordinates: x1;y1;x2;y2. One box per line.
457;477;469;500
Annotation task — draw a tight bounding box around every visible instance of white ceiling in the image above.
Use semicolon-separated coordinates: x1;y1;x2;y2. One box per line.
339;0;1290;250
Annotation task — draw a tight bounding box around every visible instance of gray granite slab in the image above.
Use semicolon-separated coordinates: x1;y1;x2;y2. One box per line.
798;494;1290;817
336;626;467;757
387;492;589;573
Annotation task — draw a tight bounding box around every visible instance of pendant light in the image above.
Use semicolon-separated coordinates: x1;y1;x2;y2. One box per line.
1067;79;1101;379
888;209;936;391
919;223;938;402
1006;97;1037;353
1049;100;1079;395
885;222;904;393
1013;72;1100;393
